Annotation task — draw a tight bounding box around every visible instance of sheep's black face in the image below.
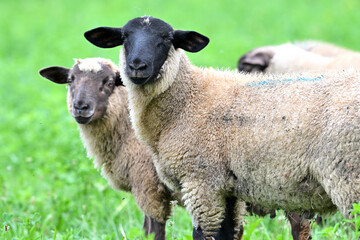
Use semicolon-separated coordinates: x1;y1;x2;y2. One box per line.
39;62;123;124
121;17;174;85
84;16;209;86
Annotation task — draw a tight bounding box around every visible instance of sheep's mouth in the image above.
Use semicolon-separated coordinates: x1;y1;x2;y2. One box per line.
126;68;152;85
129;76;151;85
74;116;93;124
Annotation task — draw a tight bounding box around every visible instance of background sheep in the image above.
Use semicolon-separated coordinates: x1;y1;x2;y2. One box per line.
84;17;360;239
237;40;360;239
237;43;360;238
39;58;176;240
237;41;360;73
295;40;356;57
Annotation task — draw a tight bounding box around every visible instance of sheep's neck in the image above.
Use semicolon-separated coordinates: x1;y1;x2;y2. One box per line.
135;50;193;154
77;87;133;189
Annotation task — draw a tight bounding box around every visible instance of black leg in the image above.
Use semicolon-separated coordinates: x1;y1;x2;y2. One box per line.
215;196;237;239
143;214;166;240
192;197;238;240
143;215;150;235
193;226;206;240
286;212;312;240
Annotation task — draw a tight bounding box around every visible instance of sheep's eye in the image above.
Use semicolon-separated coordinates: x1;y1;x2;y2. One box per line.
107;81;114;88
104;77;114;88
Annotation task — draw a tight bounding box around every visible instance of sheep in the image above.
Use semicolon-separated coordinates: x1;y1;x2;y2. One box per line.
295;40;357;57
38;58;243;240
39;58;177;240
237;40;360;238
238;40;360;238
238;42;360;74
84;16;360;239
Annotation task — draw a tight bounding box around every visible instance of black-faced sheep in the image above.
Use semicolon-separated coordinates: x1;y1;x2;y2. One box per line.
84;17;360;240
238;42;360;74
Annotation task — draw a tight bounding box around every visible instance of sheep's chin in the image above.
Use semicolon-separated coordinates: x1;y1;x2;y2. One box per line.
74;116;93;124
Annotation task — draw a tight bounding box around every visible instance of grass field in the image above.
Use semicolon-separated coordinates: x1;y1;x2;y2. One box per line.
1;0;360;239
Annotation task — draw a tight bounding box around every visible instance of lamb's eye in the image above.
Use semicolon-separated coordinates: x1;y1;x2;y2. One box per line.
107;81;114;88
105;77;114;88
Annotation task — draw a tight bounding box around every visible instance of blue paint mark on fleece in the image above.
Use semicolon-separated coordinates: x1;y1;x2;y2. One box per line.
247;75;325;87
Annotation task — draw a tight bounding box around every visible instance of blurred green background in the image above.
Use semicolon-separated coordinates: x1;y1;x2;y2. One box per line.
1;0;360;239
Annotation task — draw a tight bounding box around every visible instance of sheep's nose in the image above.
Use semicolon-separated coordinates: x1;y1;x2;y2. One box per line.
129;62;147;71
74;102;89;112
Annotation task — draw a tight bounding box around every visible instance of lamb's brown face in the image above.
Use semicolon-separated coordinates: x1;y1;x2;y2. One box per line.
67;64;118;124
39;60;123;124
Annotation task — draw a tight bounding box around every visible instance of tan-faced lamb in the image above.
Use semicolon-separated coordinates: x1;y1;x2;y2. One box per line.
38;58;243;240
84;17;360;240
39;58;177;240
238;42;360;74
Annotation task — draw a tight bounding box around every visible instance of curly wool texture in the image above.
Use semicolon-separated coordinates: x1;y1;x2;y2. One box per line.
66;60;175;223
121;47;360;237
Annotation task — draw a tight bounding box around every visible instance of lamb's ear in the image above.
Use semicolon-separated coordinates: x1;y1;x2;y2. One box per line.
84;27;123;48
173;30;209;52
114;72;124;86
39;66;70;84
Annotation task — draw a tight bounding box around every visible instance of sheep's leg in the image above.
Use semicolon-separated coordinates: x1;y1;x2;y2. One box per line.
233;224;244;240
286;212;312;240
315;216;322;225
216;196;237;239
182;181;228;240
233;199;246;240
143;215;150;235
192;200;240;240
143;214;166;240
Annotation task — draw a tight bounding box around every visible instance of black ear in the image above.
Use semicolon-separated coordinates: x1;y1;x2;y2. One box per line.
84;27;123;48
39;66;70;84
114;72;124;86
173;30;209;52
237;51;274;73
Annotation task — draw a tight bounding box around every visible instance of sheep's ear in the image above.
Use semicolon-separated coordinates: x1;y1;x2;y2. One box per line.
241;53;273;67
114;72;124;86
84;27;123;48
173;30;209;52
39;66;70;84
237;51;274;73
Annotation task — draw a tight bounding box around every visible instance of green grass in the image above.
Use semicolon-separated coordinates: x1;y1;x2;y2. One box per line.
1;0;360;239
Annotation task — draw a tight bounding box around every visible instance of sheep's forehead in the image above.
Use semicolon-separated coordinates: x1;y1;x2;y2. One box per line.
141;16;151;25
124;16;173;33
74;58;118;74
76;58;107;73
